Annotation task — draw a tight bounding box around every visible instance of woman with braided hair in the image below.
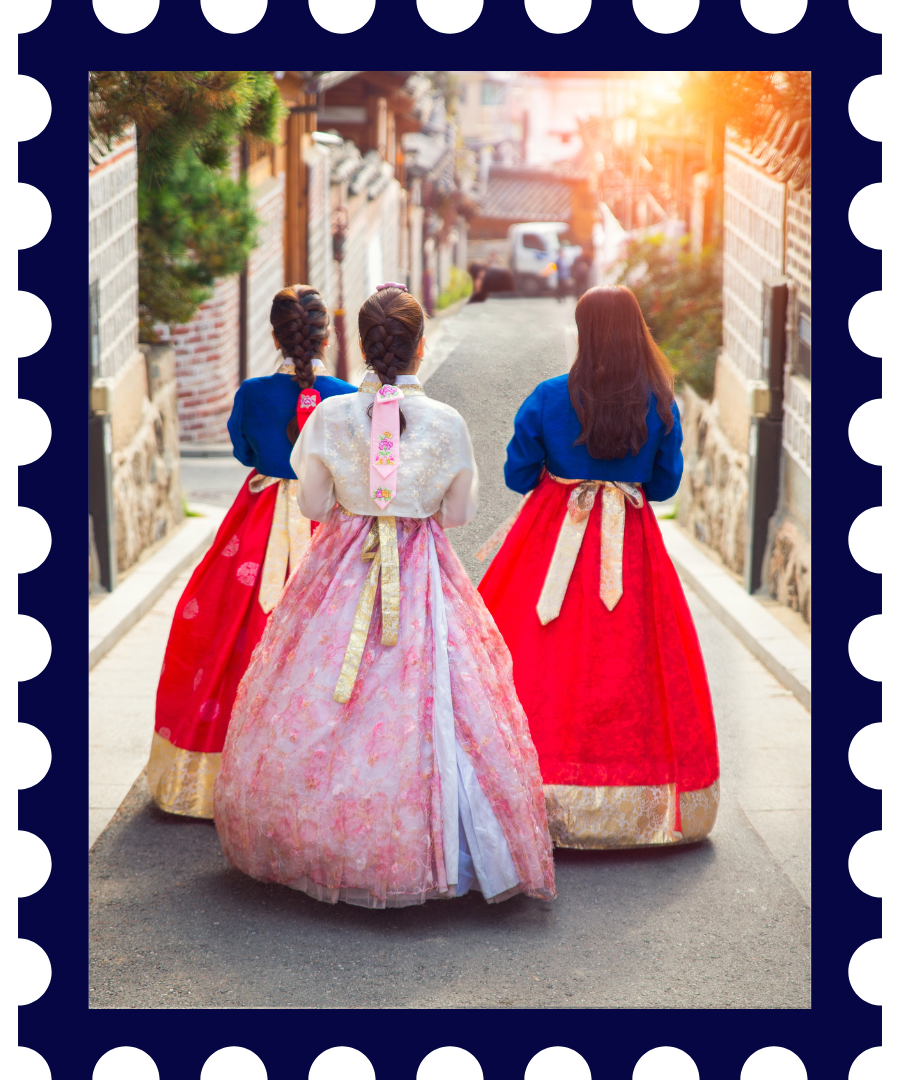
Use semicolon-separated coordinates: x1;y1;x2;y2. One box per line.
215;285;556;908
148;285;355;819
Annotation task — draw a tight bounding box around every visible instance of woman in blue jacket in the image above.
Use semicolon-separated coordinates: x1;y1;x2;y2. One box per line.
148;285;356;818
478;286;720;852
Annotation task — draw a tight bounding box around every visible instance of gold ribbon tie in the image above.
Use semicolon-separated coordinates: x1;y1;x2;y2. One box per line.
536;475;644;624
334;516;400;703
249;474;311;614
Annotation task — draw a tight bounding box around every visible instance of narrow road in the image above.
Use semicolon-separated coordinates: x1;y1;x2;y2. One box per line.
89;297;810;1009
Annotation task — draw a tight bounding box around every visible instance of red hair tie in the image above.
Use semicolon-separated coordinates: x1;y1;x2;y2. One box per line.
296;387;321;435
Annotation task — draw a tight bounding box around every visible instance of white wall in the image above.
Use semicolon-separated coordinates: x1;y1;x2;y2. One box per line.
89;131;140;380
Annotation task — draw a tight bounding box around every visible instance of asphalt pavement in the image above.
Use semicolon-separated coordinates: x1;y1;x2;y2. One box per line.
89;297;809;1010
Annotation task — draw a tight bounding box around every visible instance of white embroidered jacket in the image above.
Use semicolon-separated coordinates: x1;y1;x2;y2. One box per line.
290;376;479;527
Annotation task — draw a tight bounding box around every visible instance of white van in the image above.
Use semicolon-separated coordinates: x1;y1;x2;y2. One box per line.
507;222;565;296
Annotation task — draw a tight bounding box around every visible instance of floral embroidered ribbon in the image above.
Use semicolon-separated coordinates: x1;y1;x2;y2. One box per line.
536;476;644;625
249;475;311;613
370;384;403;509
334;515;400;703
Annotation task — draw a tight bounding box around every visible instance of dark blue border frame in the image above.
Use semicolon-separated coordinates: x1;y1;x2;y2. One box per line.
18;1;881;1074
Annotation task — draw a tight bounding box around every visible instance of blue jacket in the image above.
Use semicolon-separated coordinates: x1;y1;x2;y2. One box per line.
228;373;357;480
504;374;683;502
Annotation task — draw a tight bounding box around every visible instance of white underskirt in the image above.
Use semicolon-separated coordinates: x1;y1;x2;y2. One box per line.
427;531;520;900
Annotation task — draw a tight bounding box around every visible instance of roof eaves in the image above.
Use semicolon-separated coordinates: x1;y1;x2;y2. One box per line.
306;71;364;94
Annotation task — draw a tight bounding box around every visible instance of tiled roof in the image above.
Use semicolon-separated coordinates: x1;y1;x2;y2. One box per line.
749;108;811;191
479;168;573;222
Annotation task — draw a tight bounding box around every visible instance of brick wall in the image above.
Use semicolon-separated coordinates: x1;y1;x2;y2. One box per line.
89;133;139;380
159;276;240;444
161;176;287;440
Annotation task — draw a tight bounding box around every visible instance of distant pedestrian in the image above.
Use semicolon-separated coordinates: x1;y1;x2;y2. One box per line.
467;259;487;303
572;247;593;298
556;246;573;302
148;286;356;819
477;286;720;851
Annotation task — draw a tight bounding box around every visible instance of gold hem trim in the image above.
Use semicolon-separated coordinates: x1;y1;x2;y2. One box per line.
146;732;221;819
544;779;719;850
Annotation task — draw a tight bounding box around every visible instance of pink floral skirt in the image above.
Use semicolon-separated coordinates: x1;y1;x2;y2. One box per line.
214;507;556;909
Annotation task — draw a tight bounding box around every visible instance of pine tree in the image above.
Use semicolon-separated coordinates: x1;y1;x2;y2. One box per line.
678;70;811;148
89;71;286;339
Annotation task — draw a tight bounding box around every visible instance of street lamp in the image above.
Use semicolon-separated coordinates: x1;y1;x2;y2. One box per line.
332;205;349;382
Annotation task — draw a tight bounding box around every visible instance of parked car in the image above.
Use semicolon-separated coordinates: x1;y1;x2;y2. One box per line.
507;222;565;296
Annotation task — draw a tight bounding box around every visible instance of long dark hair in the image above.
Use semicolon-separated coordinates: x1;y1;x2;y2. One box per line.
358;287;424;435
270;284;329;443
568;286;675;460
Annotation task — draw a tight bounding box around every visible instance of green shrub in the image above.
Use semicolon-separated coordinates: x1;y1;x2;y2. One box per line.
436;265;473;311
615;235;722;399
89;71;286;339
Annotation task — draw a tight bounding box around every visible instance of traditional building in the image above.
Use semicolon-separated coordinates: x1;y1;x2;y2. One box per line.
468;160;595;245
166;71;468;439
89;129;182;589
678;109;811;622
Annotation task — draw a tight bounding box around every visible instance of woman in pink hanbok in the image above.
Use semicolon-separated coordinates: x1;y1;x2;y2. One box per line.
214;285;556;909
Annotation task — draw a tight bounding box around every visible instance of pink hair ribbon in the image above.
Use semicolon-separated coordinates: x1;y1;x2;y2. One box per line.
370;383;403;510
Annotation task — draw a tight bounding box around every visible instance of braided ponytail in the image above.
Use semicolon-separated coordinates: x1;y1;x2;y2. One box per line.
358;287;424;436
270;285;329;443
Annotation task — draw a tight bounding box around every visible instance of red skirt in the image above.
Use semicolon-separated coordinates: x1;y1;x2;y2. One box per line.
478;472;720;849
148;472;313;818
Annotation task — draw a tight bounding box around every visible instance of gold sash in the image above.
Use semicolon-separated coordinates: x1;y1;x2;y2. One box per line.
248;474;311;613
537;476;643;623
334;515;400;703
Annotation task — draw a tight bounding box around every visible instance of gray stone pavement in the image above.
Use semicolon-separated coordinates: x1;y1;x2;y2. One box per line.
89;298;809;1009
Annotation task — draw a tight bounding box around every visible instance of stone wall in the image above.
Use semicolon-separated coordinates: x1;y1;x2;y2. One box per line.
110;346;183;573
767;517;811;624
677;385;749;576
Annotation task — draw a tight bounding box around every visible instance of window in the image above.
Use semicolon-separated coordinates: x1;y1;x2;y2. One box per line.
481;82;506;106
522;233;546;251
795;306;811;380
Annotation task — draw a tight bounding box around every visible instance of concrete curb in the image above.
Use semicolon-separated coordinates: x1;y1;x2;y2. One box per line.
657;519;811;711
179;443;234;458
89;503;227;670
